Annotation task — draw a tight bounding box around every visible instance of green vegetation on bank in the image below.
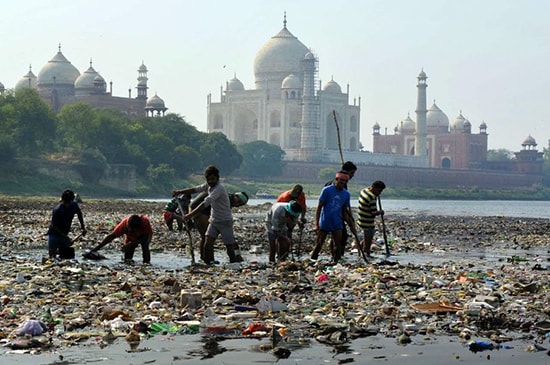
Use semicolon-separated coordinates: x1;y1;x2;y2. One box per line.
2;166;550;201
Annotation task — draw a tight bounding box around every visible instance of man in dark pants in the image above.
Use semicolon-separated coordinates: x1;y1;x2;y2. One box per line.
47;189;87;259
324;161;357;257
92;214;153;264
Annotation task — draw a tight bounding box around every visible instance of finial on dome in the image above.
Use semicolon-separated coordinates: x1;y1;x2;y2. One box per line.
283;11;287;29
89;58;93;67
58;43;61;52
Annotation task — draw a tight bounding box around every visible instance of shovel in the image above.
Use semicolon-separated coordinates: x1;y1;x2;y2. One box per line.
176;197;195;265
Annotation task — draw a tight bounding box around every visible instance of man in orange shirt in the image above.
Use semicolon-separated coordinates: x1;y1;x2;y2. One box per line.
91;214;153;264
276;184;307;239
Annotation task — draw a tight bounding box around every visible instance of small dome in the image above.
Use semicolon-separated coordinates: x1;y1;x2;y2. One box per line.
522;135;537;146
323;78;342;93
479;121;487;129
227;76;244;91
37;47;80;86
399;115;415;131
426;102;449;127
281;74;301;89
138;63;148;72
15;67;38;91
145;93;166;109
373;122;380;129
451;112;466;130
418;69;427;78
463;119;471;127
74;63;98;90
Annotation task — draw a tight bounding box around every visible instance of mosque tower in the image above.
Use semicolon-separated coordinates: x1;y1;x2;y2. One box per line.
136;62;148;100
299;51;319;161
414;70;428;156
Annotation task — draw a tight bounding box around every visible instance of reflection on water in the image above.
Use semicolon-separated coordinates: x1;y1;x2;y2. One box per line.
187;337;228;360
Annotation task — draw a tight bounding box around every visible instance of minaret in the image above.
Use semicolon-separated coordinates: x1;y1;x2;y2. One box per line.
414;70;428;157
136;61;148;100
299;51;319;161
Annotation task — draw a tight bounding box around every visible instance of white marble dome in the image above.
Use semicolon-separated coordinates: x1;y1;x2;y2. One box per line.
281;74;301;89
323;78;342;93
74;63;99;93
399;115;415;132
146;93;165;109
426;102;449;128
15;67;38;91
37;48;80;86
254;25;309;88
522;135;536;146
451;112;466;130
227;76;245;91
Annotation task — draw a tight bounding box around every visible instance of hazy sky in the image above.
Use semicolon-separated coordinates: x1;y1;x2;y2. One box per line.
2;0;549;152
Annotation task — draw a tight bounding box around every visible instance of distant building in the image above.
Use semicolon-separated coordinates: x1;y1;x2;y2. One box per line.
207;15;361;162
373;70;489;169
13;45;167;117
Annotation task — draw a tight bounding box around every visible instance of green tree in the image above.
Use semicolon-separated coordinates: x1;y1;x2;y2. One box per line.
487;148;514;161
57;102;98;149
13;88;57;156
172;145;202;178
199;132;242;175
237;140;285;177
147;163;176;190
72;148;108;183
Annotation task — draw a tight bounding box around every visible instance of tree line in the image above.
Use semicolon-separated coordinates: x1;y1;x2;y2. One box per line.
0;89;286;190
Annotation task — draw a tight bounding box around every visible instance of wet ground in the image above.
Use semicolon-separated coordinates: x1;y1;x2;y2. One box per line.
0;197;549;364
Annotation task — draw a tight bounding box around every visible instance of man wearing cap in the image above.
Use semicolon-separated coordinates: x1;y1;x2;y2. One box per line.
311;171;356;263
265;200;303;262
276;184;307;239
357;180;386;257
323;161;357;257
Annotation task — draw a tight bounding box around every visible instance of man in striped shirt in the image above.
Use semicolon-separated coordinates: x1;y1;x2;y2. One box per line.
357;181;386;257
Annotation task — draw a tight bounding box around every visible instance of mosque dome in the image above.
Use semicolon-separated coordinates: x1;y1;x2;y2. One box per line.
426;102;449;128
281;74;302;89
227;76;245;91
323;78;342;93
451;112;466;130
399;115;415;132
479;121;487;129
522;135;536;146
74;63;99;94
254;22;309;89
145;93;166;109
15;67;38;91
37;47;80;86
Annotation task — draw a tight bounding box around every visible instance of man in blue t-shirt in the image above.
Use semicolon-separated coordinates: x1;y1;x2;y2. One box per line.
311;171;357;263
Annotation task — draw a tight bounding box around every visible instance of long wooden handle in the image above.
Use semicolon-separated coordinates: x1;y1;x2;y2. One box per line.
377;196;390;256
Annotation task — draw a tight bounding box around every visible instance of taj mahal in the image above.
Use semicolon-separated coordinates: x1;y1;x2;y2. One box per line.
207;15;543;173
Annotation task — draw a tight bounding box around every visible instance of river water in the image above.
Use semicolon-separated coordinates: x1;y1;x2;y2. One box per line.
246;199;550;219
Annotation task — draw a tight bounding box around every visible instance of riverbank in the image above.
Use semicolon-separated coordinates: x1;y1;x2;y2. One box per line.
0;197;549;364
